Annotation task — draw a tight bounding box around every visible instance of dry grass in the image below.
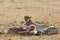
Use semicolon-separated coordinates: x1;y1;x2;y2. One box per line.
0;34;60;40
0;0;60;40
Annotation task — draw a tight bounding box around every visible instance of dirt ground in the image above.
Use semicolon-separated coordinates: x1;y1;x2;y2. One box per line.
0;0;60;40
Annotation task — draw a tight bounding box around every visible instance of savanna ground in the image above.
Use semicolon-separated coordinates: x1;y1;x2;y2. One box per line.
0;0;60;40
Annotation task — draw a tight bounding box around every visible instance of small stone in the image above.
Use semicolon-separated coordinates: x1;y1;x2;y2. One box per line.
9;39;11;40
42;38;44;39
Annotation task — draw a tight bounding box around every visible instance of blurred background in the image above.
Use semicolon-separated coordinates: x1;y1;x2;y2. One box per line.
0;0;60;40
